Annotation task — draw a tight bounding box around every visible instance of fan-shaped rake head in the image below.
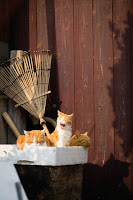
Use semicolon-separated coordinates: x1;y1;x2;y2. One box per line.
0;50;52;124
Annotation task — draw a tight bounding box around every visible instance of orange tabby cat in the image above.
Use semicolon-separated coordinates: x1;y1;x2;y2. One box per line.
17;129;51;150
66;130;91;149
46;110;74;147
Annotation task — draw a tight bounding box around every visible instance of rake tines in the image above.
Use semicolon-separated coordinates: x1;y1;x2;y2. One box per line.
0;50;52;123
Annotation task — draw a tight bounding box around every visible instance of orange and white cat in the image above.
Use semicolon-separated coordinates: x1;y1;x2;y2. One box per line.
46;110;74;147
17;129;51;150
66;130;91;149
17;110;73;149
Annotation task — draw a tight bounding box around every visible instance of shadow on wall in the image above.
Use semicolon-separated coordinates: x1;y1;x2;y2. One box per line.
108;12;133;157
44;0;62;119
82;154;132;200
83;11;133;200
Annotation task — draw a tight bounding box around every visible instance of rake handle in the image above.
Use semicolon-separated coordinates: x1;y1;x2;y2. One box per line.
2;112;21;138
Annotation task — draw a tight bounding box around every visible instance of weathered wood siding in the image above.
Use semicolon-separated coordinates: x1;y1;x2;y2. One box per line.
0;0;29;143
0;0;133;196
28;0;133;193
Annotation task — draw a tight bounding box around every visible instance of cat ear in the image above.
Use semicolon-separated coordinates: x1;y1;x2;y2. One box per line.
24;130;29;137
57;110;62;116
41;128;46;137
75;130;80;139
69;113;74;119
84;132;88;136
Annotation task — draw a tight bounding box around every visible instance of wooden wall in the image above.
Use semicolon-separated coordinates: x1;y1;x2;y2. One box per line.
0;0;29;143
28;0;133;195
0;0;133;197
0;0;29;50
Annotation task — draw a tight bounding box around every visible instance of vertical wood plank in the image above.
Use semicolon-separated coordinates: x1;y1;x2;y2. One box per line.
74;0;94;162
129;1;133;192
0;0;10;41
93;0;114;165
0;41;9;144
10;0;29;50
0;0;5;41
46;0;59;118
113;0;133;191
0;97;8;143
54;0;74;117
37;0;48;50
29;0;37;52
46;0;56;54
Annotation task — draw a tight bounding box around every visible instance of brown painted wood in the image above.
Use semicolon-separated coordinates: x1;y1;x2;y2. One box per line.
45;0;60;118
0;96;8;143
9;0;29;50
93;0;114;166
0;42;9;143
0;0;10;41
74;0;94;163
82;156;133;200
113;0;133;191
54;0;75;119
0;0;133;194
37;0;48;50
46;0;56;54
129;1;133;192
29;0;37;53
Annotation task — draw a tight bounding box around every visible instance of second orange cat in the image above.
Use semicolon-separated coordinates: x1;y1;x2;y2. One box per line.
17;129;51;150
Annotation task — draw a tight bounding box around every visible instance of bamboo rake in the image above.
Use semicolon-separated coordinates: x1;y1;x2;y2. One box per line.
0;51;52;125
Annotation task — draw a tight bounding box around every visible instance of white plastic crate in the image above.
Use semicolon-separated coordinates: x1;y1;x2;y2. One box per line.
0;145;88;166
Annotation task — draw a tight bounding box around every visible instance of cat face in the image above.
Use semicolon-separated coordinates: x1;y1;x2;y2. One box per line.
68;131;91;148
24;129;46;145
17;128;51;150
57;110;74;130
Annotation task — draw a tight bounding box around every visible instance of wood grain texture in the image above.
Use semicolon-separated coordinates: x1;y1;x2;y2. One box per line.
10;0;29;50
113;0;133;190
29;0;37;53
93;0;114;165
74;0;94;163
0;0;10;41
0;0;133;194
54;0;75;118
37;0;48;51
0;97;8;143
45;0;60;118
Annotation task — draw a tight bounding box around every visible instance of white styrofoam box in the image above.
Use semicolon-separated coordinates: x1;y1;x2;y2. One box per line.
0;159;28;200
0;145;88;166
